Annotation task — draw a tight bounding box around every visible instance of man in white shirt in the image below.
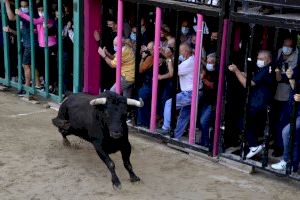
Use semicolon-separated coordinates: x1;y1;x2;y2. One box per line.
158;43;194;133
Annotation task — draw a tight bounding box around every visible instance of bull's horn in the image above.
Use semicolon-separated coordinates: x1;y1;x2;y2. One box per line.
127;98;144;107
90;98;107;106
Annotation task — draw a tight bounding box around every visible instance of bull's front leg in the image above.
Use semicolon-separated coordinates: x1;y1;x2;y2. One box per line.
121;142;141;183
92;141;122;190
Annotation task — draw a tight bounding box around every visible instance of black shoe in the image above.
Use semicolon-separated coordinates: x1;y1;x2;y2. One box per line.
17;90;26;96
272;148;283;157
156;128;169;135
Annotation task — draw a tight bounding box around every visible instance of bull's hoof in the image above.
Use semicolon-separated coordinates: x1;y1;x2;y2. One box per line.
112;181;122;190
63;138;71;146
130;175;141;183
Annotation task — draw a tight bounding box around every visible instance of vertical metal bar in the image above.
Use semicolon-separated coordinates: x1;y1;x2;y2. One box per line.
29;0;35;93
58;0;63;101
134;3;141;93
213;19;229;156
150;7;162;132
1;0;10;85
116;0;123;94
188;14;203;145
73;0;83;93
240;24;255;160
15;0;22;91
170;11;181;133
43;0;49;96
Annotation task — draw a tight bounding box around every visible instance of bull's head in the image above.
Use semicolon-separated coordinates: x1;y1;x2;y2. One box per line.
90;92;143;139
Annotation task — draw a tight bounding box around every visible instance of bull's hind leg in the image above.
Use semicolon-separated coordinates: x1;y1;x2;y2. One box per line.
121;142;141;183
92;140;122;190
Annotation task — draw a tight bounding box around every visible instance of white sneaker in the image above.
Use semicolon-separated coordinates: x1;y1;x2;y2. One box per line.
246;145;263;159
271;160;287;171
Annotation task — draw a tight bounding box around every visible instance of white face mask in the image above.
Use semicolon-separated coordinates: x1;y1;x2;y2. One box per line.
114;45;118;52
179;55;185;62
206;63;215;71
38;11;44;17
21;7;29;13
256;60;265;68
282;46;293;56
181;27;189;35
193;25;197;32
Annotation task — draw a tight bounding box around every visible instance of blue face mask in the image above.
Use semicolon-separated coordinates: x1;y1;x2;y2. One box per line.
130;32;136;41
21;7;29;13
179;55;185;62
181;27;189;35
114;45;118;52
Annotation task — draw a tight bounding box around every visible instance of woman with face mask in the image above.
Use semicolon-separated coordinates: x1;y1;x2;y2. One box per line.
272;37;299;157
4;0;43;94
16;2;57;93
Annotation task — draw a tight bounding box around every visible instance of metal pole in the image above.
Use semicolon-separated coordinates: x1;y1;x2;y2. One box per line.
150;7;162;132
43;0;49;96
58;0;63;101
170;11;181;135
116;0;123;94
134;3;141;93
73;0;83;93
286;85;299;175
1;0;10;86
28;0;35;94
213;19;229;156
188;14;203;145
240;24;255;160
15;0;22;91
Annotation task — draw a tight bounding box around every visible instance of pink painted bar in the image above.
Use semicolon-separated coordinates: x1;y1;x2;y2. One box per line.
83;0;101;95
213;19;229;156
149;7;162;132
116;0;123;94
188;14;203;144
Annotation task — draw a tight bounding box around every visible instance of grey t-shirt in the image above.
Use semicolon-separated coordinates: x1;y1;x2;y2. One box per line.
274;48;299;101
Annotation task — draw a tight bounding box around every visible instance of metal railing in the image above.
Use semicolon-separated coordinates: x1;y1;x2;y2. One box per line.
174;0;223;7
0;0;82;102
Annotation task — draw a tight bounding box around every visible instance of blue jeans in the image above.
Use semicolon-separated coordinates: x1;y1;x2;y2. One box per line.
282;116;300;171
137;84;152;127
158;80;172;117
162;91;192;130
198;104;213;146
174;103;213;144
174;105;191;139
270;100;290;150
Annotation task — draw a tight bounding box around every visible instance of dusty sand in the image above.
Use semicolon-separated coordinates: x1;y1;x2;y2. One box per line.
0;92;300;200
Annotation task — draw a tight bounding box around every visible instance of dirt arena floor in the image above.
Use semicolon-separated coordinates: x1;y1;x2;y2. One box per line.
0;91;300;200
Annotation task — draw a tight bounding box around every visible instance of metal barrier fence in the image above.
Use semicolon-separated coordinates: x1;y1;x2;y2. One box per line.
0;0;82;102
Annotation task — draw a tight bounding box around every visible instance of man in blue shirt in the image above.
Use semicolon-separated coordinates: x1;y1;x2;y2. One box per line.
228;50;275;159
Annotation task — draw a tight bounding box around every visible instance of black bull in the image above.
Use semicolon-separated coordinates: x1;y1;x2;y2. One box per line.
52;91;144;189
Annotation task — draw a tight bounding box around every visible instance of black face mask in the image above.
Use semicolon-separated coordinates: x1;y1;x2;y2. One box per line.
191;43;195;49
143;50;151;55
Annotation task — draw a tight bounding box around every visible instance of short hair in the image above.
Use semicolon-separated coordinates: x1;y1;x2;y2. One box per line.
107;15;117;23
36;2;43;8
113;37;126;46
258;50;272;61
180;42;192;54
207;53;216;62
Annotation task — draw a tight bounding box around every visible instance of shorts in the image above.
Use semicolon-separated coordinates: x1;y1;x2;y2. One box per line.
22;47;31;65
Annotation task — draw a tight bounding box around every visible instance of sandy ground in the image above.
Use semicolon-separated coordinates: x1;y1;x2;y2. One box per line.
0;91;300;200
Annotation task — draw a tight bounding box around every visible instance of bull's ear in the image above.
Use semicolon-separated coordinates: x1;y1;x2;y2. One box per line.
90;98;107;106
127;98;144;107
